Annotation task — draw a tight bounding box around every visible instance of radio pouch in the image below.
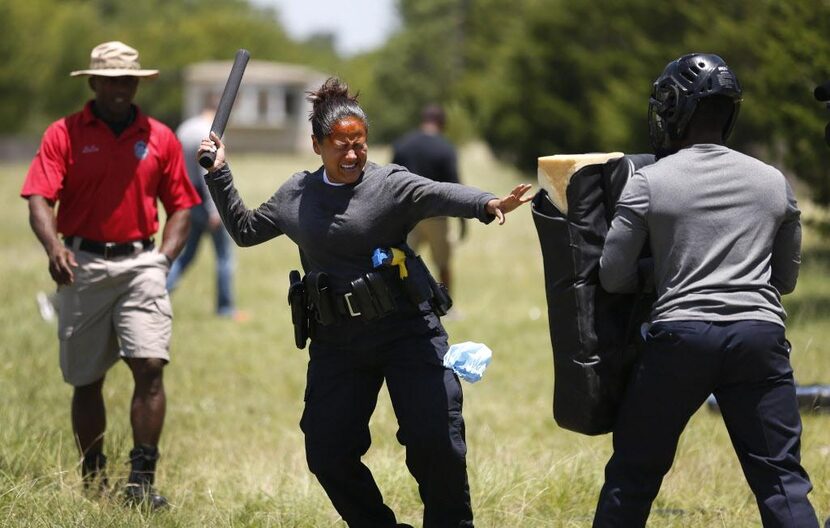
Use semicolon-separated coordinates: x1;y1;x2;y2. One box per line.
306;272;336;325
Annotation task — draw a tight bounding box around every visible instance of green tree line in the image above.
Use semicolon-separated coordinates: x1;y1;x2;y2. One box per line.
3;0;830;203
0;0;342;133
366;0;830;204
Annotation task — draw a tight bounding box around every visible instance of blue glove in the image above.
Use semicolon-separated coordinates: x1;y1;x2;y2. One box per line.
372;247;392;268
443;341;492;383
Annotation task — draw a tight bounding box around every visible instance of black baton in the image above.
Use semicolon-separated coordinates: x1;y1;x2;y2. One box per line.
199;49;250;169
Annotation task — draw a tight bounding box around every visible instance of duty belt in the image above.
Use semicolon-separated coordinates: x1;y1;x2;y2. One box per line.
65;236;154;259
301;270;399;325
287;246;453;349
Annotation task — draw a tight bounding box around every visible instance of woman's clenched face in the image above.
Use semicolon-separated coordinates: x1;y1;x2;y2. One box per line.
312;117;368;184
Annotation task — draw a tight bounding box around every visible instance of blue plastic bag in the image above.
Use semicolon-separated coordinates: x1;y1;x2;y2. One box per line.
443;342;493;383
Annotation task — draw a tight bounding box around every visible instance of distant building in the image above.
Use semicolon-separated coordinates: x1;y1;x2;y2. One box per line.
183;60;328;153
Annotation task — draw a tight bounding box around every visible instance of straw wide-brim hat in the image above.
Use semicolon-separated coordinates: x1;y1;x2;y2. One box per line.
70;41;159;78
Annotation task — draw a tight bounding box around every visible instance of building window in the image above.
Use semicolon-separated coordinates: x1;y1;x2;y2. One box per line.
285;90;298;117
228;85;290;126
257;89;269;121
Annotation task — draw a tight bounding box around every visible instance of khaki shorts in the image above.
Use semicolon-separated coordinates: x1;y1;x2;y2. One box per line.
407;217;451;269
57;248;172;387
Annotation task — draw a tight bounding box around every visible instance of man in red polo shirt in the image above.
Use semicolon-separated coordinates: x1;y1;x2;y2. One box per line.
21;41;200;509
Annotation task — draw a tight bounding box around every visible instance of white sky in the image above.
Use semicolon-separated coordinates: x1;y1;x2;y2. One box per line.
251;0;400;56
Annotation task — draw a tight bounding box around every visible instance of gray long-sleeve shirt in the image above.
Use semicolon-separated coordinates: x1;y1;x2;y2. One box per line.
205;161;496;290
600;144;801;326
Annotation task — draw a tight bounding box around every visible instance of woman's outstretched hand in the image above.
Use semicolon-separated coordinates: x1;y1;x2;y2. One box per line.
197;131;226;173
486;183;534;225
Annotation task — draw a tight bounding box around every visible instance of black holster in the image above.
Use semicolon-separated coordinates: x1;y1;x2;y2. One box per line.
288;270;309;349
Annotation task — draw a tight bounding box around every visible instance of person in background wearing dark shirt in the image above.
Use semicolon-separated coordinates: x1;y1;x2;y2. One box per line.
392;104;464;295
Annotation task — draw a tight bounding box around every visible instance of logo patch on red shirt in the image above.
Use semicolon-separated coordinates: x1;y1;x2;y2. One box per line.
134;140;149;160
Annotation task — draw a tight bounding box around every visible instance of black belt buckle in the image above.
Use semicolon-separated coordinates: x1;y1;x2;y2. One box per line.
102;242;118;259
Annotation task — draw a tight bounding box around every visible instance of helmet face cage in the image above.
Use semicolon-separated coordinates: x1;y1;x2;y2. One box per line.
648;81;682;157
647;53;742;157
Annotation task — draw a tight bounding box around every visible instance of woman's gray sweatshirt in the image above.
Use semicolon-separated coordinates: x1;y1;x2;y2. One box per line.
205;161;496;290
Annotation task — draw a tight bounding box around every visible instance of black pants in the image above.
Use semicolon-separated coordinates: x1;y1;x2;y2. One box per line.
593;320;818;528
301;308;473;528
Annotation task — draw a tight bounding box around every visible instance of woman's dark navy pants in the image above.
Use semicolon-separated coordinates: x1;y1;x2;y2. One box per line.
593;320;819;528
301;309;473;528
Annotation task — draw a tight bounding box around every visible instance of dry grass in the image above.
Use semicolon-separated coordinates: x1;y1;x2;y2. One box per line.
0;145;827;526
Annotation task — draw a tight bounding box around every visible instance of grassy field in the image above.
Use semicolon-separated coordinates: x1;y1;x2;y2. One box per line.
1;145;828;527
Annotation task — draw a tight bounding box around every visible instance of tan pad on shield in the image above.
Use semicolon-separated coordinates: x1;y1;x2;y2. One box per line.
537;153;624;214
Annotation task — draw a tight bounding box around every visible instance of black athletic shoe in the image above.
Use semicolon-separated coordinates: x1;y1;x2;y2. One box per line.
123;482;169;510
123;444;168;510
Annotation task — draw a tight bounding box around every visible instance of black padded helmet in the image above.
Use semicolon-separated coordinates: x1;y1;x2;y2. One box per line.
648;53;742;157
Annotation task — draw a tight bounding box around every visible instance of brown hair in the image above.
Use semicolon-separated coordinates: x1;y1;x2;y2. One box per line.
421;104;446;128
306;77;368;140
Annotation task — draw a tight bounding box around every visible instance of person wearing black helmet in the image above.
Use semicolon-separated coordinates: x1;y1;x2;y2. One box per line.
594;53;819;527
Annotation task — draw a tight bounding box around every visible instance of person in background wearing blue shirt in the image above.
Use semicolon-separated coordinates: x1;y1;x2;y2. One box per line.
167;95;245;320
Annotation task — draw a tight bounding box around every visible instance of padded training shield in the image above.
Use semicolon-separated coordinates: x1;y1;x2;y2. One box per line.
532;154;655;435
